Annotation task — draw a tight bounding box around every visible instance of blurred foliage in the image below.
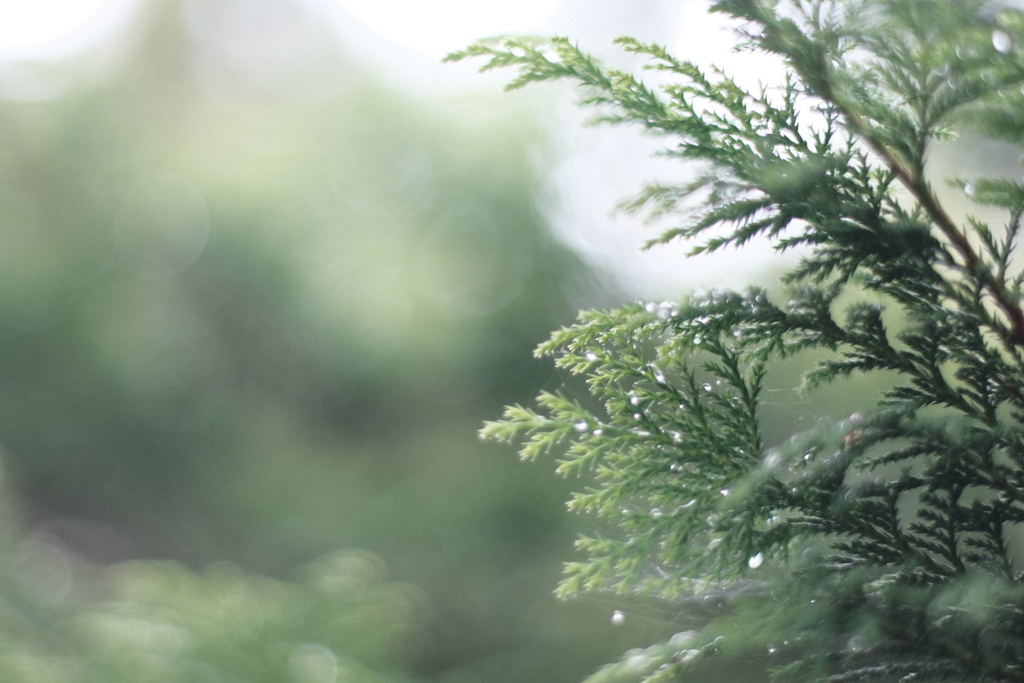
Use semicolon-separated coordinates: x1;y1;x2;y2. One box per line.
0;527;417;682
0;0;657;681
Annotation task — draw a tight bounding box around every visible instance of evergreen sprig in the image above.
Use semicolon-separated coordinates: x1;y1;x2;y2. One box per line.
449;0;1024;680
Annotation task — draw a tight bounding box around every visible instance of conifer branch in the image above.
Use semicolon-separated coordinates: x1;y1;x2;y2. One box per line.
458;1;1024;681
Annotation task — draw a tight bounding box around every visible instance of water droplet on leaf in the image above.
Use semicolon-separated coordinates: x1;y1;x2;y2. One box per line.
748;553;764;568
611;610;626;626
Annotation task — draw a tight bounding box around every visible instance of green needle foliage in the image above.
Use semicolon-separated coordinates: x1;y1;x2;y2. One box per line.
449;0;1024;681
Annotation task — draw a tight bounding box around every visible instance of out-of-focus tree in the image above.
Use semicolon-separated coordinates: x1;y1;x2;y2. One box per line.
0;0;643;681
0;515;418;682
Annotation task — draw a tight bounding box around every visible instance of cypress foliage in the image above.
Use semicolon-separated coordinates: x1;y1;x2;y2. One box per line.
449;1;1024;681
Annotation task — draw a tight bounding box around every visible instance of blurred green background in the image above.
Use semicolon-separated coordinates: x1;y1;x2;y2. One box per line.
0;0;673;681
0;0;1006;681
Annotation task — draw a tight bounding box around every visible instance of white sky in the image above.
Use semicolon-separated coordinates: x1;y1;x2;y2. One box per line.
333;0;563;59
0;0;564;59
0;0;109;50
0;0;136;59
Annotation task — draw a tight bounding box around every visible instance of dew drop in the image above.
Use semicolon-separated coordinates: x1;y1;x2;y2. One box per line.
693;334;703;345
645;302;657;313
593;428;604;436
964;182;975;197
574;421;590;433
633;413;643;420
629;394;641;406
993;29;1012;54
702;383;713;392
653;370;666;383
651;508;663;518
586;352;599;361
748;553;765;569
611;610;626;626
720;488;730;496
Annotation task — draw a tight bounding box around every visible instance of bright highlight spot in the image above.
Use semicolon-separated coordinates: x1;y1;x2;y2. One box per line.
611;610;626;626
0;0;123;55
748;553;765;569
334;0;562;58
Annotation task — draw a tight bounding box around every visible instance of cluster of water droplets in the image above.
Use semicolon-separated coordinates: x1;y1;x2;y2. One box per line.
786;295;819;317
644;300;680;320
741;289;771;316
